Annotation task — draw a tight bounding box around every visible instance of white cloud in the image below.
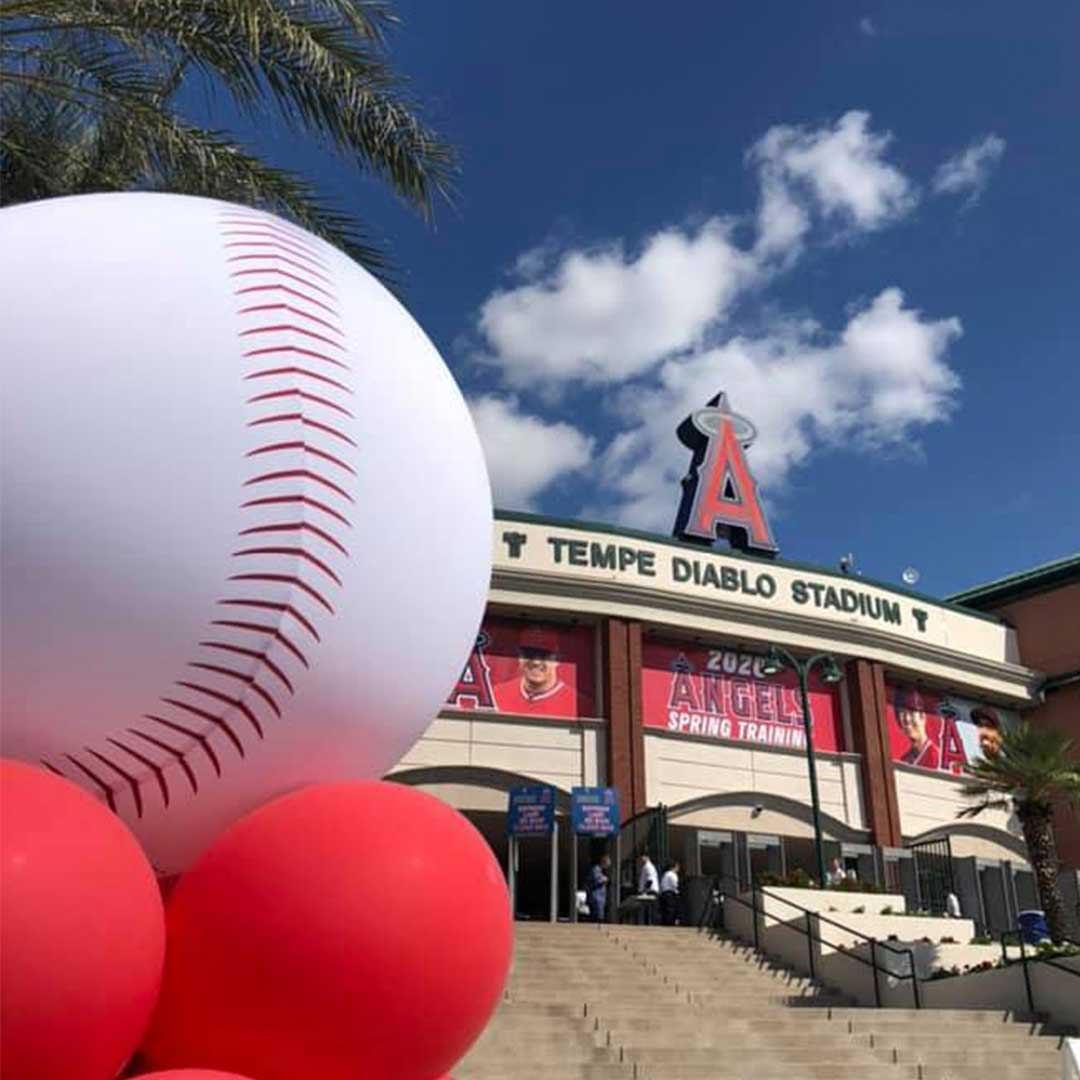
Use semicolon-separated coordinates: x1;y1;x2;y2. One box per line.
859;16;877;36
476;220;756;389
468;394;593;508
475;111;917;393
599;288;962;531
749;111;917;240
933;135;1006;203
467;111;962;523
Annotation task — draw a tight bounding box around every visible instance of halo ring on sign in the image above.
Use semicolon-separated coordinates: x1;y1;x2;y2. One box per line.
691;407;757;445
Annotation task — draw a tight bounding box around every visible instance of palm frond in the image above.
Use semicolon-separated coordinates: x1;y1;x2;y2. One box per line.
959;721;1080;818
1;0;456;276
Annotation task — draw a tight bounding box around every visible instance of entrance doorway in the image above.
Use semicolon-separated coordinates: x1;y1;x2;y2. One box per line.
747;833;783;883
698;830;737;887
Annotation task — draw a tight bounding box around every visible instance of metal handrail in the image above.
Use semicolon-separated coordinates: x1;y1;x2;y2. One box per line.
711;876;921;1009
750;881;918;963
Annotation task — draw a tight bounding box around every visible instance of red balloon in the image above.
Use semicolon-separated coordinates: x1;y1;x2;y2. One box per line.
1;759;166;1080
142;781;511;1080
132;1073;256;1079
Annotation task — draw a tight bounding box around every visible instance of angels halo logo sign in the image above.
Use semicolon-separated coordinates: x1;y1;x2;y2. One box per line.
672;392;778;557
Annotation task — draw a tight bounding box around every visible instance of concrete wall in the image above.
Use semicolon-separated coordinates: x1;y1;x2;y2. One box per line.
894;762;1020;846
750;887;906;918
790;935;1079;1027
389;713;606;797
646;733;868;834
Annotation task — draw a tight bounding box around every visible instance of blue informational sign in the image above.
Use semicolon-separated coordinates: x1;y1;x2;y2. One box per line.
508;785;556;836
571;786;620;836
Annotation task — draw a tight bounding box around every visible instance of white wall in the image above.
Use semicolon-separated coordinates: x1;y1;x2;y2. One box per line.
646;731;867;834
895;762;1021;852
389;713;605;796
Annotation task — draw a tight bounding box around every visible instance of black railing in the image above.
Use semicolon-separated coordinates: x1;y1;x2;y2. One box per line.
997;930;1080;1013
706;875;921;1009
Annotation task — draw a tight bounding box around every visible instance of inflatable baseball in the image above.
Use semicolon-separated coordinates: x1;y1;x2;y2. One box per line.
0;193;492;872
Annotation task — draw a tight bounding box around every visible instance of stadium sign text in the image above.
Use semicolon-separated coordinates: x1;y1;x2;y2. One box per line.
501;529;929;634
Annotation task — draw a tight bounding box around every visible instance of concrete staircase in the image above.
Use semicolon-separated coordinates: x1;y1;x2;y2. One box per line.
455;924;1068;1080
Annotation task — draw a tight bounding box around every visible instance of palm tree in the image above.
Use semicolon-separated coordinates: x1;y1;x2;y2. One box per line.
0;1;455;277
959;721;1080;942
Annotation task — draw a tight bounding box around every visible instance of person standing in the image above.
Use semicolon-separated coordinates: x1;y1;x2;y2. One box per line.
588;854;611;923
660;861;681;926
826;857;846;886
637;852;660;925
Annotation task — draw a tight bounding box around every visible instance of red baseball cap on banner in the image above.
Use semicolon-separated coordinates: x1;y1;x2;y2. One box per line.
519;626;560;654
894;685;932;712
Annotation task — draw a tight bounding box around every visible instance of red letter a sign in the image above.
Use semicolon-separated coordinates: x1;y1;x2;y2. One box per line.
673;392;778;555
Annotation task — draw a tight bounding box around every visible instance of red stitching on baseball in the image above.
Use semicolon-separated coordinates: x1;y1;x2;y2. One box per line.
235;283;340;316
245;366;352;392
237;304;343;336
219;217;320;244
230;268;336;300
187;663;282;718
160;698;246;757
247;389;354;417
249;414;358;446
221;230;325;259
241;494;352;528
62;218;356;815
232;546;343;587
244;468;354;502
40;759;67;779
174;681;265;739
63;754;117;811
225;241;330;273
85;748;144;817
227;254;333;286
143;716;222;777
217;598;322;640
129;729;199;793
208;620;311;667
227;574;335;614
243;345;350;371
245;442;356;475
107;737;172;807
238;521;349;557
198;641;296;691
240;325;346;352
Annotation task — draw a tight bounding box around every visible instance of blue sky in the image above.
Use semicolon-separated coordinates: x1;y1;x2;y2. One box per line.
248;1;1079;597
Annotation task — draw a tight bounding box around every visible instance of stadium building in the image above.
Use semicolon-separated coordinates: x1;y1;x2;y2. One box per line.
389;398;1080;934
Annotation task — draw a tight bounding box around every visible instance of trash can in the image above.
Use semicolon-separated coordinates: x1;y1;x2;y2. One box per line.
1017;910;1049;944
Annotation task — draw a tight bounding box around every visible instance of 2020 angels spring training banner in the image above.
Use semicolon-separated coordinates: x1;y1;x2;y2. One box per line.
641;641;843;752
886;681;1016;774
446;618;596;721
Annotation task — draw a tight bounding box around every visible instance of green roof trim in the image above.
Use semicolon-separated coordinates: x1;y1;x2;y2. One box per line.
493;508;1007;626
947;551;1080;609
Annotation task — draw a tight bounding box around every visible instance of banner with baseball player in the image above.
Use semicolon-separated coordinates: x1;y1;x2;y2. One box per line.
641;641;844;752
446;619;596;720
886;682;1017;774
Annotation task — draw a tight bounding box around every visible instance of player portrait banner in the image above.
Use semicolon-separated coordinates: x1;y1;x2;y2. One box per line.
641;641;843;752
446;618;596;721
886;681;1016;775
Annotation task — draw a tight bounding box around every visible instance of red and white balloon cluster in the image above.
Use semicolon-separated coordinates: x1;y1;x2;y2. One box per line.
0;193;506;1078
1;761;511;1080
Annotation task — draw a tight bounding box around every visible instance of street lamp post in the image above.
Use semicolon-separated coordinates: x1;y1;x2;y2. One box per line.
761;646;844;888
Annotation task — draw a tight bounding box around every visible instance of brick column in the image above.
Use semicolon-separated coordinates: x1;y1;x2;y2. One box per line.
625;620;647;816
847;658;903;847
604;618;647;822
